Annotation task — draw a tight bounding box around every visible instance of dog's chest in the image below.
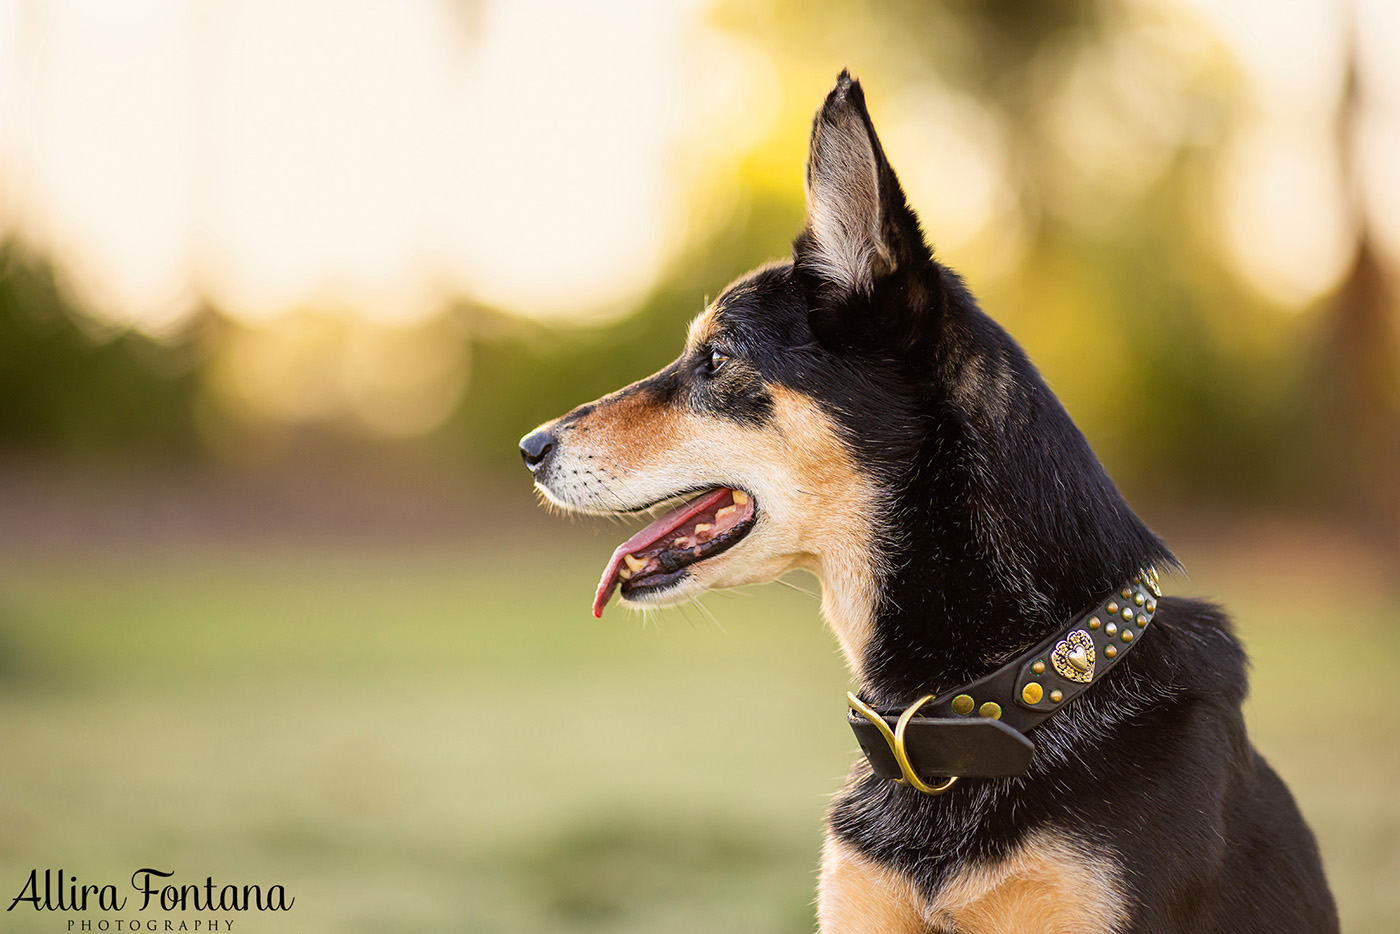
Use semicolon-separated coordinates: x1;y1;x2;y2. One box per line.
925;834;1129;934
822;826;1129;934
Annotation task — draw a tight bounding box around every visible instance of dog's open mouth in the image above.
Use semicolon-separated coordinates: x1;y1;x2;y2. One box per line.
592;487;757;617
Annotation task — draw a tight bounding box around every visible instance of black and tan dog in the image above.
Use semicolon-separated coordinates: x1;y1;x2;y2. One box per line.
520;72;1337;932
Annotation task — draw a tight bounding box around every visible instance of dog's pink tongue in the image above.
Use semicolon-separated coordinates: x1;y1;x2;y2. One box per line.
592;487;732;618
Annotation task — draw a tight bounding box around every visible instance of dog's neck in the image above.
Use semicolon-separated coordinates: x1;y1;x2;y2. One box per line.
848;510;1167;708
827;374;1171;707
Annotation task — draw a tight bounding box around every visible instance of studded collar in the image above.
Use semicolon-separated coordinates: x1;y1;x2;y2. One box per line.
847;571;1162;794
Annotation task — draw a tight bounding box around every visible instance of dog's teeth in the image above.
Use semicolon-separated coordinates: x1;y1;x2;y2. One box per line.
695;523;713;541
673;536;690;548
732;490;749;506
618;567;632;580
623;553;647;573
715;505;736;521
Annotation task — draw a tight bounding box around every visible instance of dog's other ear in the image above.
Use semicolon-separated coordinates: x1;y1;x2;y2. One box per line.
794;72;928;326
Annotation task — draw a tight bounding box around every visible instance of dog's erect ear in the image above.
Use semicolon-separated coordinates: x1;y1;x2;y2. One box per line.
794;72;926;309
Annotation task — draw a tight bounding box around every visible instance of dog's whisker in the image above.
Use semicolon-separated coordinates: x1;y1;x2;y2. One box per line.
773;575;821;601
676;603;702;631
692;596;724;633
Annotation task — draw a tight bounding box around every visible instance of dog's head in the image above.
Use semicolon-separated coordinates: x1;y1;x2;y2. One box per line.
521;72;1168;681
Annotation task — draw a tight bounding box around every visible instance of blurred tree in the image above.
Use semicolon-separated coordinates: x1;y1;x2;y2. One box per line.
1304;29;1400;541
0;245;202;459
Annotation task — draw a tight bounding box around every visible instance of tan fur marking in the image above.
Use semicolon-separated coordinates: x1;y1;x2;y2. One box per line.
818;830;1128;934
927;830;1129;934
950;351;1012;425
567;382;681;474
685;304;720;351
761;385;882;673
819;832;930;934
545;379;883;675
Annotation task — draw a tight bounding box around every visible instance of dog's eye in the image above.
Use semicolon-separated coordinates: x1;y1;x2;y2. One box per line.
706;349;728;375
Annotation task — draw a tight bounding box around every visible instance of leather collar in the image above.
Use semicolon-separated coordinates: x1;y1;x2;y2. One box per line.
848;571;1161;792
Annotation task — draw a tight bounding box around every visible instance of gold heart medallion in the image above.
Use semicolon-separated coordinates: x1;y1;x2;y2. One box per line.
1051;629;1095;683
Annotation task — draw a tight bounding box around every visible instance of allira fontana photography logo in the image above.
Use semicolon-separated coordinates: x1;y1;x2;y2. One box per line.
8;868;294;931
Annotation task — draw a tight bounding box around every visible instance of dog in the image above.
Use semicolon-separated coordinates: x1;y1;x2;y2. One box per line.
520;71;1337;933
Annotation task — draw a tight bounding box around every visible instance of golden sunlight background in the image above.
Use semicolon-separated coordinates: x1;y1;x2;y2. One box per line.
1;2;1398;932
10;0;1400;328
1;0;1397;469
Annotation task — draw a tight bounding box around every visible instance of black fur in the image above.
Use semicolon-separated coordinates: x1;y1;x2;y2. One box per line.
807;72;1334;932
721;74;1334;931
527;72;1339;930
713;74;1333;930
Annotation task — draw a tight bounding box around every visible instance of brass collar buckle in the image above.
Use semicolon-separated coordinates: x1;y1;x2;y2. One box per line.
847;692;959;795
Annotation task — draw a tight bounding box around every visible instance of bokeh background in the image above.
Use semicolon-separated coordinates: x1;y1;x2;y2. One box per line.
1;0;1398;931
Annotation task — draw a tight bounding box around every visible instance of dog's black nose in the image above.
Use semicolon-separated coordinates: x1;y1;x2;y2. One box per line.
520;429;557;472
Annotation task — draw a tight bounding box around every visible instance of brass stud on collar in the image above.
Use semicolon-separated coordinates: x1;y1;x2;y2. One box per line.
1088;616;1101;631
1133;593;1145;606
979;701;1002;720
951;694;975;716
1121;607;1134;621
1136;614;1148;627
1022;682;1044;705
1121;588;1132;600
1121;630;1133;642
1032;660;1046;675
1106;601;1119;614
1146;600;1156;613
1106;621;1118;635
1105;645;1118;658
1049;689;1063;703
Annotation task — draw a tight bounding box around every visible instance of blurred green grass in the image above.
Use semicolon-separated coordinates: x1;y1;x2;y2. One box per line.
0;538;1396;932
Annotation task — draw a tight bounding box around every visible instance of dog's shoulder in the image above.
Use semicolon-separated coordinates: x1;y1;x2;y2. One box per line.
1117;595;1248;705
